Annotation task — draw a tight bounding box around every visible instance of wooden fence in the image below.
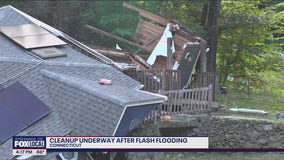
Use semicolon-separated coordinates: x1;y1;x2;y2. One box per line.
137;70;218;98
137;69;181;93
191;72;219;101
144;85;212;122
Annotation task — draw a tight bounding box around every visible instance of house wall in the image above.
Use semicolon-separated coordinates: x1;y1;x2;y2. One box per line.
115;103;160;136
42;74;122;136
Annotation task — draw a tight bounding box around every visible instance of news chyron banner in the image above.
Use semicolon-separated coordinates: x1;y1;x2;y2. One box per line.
13;136;47;156
13;136;208;156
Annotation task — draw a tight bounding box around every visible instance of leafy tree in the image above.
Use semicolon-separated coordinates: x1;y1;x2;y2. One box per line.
82;1;139;49
217;0;284;85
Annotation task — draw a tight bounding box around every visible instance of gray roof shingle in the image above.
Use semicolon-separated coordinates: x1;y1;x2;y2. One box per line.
0;5;166;159
41;69;164;107
0;6;31;26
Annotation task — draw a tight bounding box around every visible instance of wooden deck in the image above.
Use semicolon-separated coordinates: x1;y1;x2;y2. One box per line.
135;69;217;122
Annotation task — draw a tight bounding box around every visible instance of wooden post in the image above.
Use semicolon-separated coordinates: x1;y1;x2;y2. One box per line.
200;40;207;73
208;84;213;116
162;69;166;92
167;38;173;69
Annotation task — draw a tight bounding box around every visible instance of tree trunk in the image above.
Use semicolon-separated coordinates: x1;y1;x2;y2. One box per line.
207;0;220;73
196;3;209;73
56;0;63;30
201;3;208;26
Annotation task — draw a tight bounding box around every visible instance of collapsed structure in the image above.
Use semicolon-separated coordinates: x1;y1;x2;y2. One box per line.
86;3;219;122
86;2;218;96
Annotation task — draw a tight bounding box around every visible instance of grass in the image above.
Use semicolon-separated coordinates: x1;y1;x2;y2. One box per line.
163;152;284;160
218;88;284;115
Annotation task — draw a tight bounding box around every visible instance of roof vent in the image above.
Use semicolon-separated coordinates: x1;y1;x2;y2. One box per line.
31;47;66;59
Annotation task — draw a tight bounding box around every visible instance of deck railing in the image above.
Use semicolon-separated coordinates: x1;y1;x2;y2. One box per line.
136;70;217;122
144;85;212;122
137;69;181;93
137;70;218;98
191;72;219;101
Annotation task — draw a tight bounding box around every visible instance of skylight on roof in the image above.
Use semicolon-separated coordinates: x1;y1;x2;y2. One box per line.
31;47;66;59
0;24;66;49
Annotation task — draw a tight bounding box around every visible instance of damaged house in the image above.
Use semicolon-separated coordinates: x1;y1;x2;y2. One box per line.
0;5;166;160
85;3;219;121
86;2;219;96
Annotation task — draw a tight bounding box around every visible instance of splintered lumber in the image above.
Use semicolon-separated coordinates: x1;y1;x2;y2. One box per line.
85;25;150;52
123;2;202;41
123;2;169;26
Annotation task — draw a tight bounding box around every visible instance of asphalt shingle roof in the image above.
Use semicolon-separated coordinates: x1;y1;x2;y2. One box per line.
0;5;166;159
41;69;164;107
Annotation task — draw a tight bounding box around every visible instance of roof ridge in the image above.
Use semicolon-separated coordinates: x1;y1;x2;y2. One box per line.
0;57;111;68
42;61;111;68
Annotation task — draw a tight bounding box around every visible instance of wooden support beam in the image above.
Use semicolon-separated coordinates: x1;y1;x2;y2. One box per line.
200;40;207;73
167;38;173;69
85;25;150;51
123;2;169;26
94;48;128;57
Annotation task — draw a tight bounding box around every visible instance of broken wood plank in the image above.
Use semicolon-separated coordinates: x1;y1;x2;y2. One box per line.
123;2;207;44
135;19;190;55
94;48;129;57
85;25;150;52
123;2;169;26
134;19;163;42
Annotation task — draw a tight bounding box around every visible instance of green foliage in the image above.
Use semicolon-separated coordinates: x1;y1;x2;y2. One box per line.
81;1;139;48
132;0;208;38
217;0;284;86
